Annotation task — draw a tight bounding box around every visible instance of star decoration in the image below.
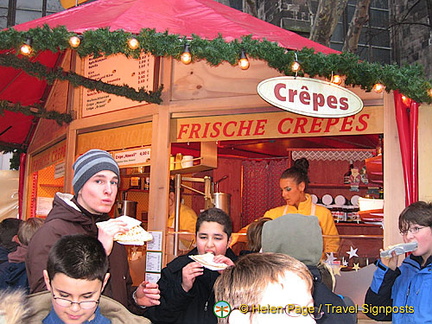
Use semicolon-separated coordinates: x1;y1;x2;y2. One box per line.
341;257;348;267
352;263;361;271
325;252;337;265
347;246;358;259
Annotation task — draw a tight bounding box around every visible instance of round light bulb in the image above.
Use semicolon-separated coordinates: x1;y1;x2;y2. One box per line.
331;74;343;85
291;61;301;72
428;89;432;97
238;58;250;70
68;36;81;48
181;51;192;64
372;83;385;93
128;38;139;50
20;43;32;56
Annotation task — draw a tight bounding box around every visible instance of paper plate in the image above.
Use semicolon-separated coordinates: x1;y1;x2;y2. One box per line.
351;195;360;206
322;194;333;206
334;195;346;206
310;194;318;204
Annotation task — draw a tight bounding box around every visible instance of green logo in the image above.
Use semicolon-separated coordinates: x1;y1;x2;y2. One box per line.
214;300;231;318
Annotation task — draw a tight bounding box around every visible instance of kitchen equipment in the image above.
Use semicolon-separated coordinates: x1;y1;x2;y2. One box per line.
181;155;194;168
212;192;231;216
115;200;138;218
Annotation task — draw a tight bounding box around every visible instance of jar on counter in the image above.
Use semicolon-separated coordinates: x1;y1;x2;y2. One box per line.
130;176;141;189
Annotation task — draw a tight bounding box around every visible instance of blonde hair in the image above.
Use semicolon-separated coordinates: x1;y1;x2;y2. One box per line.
18;218;44;246
214;252;313;323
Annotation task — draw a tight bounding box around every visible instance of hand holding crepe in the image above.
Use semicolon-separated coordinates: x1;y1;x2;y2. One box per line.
189;253;229;271
97;216;152;246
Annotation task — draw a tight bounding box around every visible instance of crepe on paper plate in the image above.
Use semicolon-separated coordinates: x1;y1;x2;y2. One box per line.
189;253;228;271
97;216;153;246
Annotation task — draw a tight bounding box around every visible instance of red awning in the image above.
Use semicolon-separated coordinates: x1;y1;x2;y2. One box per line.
13;0;338;54
0;0;337;151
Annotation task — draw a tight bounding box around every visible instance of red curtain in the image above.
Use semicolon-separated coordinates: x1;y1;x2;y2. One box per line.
18;152;26;219
394;91;419;206
241;158;288;226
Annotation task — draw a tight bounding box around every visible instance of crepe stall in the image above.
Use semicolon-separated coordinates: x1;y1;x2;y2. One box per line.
97;215;153;246
189;252;229;271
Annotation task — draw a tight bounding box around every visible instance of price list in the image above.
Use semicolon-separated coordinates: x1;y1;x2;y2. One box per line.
82;53;155;117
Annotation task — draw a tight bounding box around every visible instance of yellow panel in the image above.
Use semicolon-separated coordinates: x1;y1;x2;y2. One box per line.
76;122;152;154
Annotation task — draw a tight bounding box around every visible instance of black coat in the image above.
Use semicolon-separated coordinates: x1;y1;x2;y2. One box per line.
146;247;237;324
309;266;357;324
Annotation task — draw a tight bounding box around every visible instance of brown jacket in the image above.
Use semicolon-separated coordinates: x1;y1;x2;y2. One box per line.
26;193;143;314
26;291;151;324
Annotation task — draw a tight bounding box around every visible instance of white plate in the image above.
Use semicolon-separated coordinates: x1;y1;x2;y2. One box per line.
310;194;318;204
351;195;360;206
322;194;333;206
334;195;346;206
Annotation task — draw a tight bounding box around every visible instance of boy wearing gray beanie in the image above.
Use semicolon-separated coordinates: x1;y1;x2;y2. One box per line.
26;149;160;315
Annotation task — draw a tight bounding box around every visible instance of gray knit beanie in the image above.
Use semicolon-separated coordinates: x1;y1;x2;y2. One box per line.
261;213;323;266
72;149;120;194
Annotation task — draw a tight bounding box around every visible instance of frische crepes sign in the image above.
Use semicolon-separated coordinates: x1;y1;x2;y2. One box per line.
257;77;363;118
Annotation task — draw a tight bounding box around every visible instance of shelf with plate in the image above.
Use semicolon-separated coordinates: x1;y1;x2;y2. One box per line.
309;183;370;189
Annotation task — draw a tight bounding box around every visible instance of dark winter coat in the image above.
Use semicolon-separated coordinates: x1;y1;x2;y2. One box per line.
26;193;142;314
308;266;357;324
0;261;27;291
146;247;237;324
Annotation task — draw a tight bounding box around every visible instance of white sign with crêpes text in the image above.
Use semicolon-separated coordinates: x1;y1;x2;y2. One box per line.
257;76;363;118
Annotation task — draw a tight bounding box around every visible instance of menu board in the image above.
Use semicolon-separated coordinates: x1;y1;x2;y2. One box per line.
82;53;155;117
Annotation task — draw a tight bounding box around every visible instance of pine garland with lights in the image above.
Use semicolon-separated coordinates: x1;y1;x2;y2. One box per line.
0;25;431;107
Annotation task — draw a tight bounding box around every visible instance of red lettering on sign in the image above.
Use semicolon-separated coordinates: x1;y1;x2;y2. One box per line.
210;122;222;138
293;118;308;134
310;118;323;133
237;120;253;136
274;83;286;101
254;120;267;135
340;116;355;132
223;121;237;137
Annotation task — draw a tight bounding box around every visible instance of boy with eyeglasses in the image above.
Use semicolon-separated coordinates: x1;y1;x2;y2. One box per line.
26;234;151;324
365;201;432;323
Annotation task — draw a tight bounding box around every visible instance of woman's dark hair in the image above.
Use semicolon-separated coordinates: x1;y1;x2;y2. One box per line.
195;208;232;238
280;158;310;189
46;234;108;282
399;201;432;232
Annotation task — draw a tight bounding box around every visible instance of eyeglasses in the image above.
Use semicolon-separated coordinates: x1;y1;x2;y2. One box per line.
400;226;427;236
232;304;323;320
52;295;100;310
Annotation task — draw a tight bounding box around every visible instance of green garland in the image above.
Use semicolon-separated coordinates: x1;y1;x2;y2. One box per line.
0;25;431;104
0;146;25;170
0;100;73;125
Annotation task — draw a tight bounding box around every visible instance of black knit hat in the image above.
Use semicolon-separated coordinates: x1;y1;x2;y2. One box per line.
72;149;120;194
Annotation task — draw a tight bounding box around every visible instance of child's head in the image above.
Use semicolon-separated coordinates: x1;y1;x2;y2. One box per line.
195;208;232;255
17;217;44;246
43;234;110;324
246;217;272;252
214;252;316;324
399;201;432;259
0;218;23;252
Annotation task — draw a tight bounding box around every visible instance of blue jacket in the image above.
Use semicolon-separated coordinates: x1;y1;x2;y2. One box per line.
365;254;432;323
0;261;28;292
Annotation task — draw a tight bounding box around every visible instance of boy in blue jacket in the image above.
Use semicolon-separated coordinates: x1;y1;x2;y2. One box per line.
365;201;432;323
